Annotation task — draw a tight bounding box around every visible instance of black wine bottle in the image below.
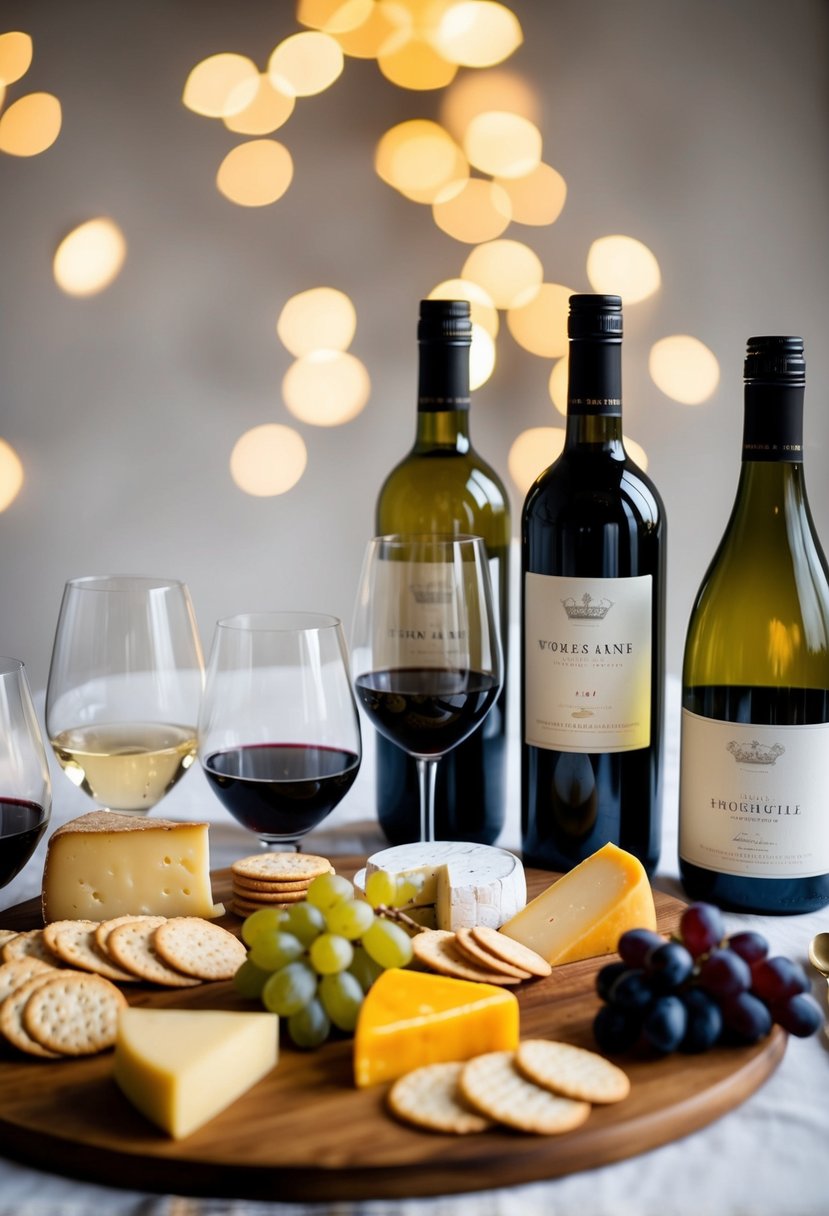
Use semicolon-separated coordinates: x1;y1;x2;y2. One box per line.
374;299;511;844
679;336;829;913
521;294;665;874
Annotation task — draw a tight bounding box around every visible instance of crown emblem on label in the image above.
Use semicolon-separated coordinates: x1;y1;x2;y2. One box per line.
571;709;594;719
409;582;452;605
727;740;785;765
561;593;613;619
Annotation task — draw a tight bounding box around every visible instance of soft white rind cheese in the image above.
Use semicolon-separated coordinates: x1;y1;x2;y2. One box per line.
365;841;526;931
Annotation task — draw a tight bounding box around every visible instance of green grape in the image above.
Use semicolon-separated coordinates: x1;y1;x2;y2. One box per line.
261;961;317;1017
287;997;331;1049
249;930;305;973
306;872;354;911
319;971;364;1032
395;873;425;907
309;932;353;975
280;900;326;946
240;906;285;948
365;870;397;909
362;918;414;969
348;945;384;994
325;897;376;940
233;958;271;999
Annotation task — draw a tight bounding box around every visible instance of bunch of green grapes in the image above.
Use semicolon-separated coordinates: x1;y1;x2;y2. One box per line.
234;870;420;1048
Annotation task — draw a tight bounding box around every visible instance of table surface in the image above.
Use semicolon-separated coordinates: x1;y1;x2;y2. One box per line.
1;680;827;1216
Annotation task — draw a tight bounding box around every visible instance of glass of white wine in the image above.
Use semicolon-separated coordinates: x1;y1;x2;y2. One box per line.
46;575;204;816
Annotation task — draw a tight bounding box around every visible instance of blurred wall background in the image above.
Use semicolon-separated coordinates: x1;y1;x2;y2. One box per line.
1;0;828;692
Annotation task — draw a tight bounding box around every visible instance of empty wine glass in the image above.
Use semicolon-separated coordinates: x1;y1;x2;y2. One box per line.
45;575;204;815
0;659;52;890
198;612;362;850
351;534;502;843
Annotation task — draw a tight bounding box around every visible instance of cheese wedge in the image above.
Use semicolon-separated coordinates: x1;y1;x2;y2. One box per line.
499;842;656;965
353;967;519;1088
42;811;224;923
114;1008;278;1138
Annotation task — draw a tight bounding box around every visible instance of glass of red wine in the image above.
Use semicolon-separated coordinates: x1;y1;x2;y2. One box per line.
198;612;362;850
351;534;502;844
0;658;52;891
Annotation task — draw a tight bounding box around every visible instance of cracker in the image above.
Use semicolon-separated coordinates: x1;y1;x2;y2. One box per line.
154;917;247;981
94;914;157;955
388;1062;493;1135
454;928;532;980
411;931;523;986
23;972;127;1056
0;929;19;949
230;883;308;905
107;918;200;987
2;929;62;968
0;973;62;1058
0;957;56;1003
231;853;332;882
230;896;298;918
46;920;138;984
459;1051;591;1135
231;875;312;894
469;926;552;978
515;1039;630;1104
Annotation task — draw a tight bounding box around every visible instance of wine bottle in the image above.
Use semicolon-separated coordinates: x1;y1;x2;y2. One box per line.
679;336;829;913
374;299;511;844
521;294;665;874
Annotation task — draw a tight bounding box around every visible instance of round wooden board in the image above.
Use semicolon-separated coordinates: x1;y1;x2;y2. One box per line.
0;860;786;1202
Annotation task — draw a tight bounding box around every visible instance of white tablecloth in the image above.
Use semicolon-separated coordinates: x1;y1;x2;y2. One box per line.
1;682;827;1216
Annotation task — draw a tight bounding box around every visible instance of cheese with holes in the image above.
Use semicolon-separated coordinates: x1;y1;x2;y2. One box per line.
41;811;224;922
364;841;526;930
353;967;519;1088
499;842;656;965
114;1008;278;1138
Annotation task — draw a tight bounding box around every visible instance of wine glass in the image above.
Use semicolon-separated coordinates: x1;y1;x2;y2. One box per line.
198;612;362;850
351;534;502;843
0;658;52;889
45;575;204;816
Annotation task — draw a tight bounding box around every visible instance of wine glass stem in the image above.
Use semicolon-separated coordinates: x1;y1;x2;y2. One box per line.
416;757;439;843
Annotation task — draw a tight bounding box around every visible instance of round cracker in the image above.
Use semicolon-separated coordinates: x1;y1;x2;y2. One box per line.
94;914;158;956
23;972;127;1056
47;921;138;984
515;1039;630;1104
231;852;332;882
0;957;56;1003
459;1051;591;1135
389;1063;493;1135
0;929;19;949
231;874;312;894
154;917;247;981
107;918;200;988
230;896;300;918
469;926;552;978
231;883;308;905
411;931;523;986
2;929;62;968
0;973;62;1058
454;928;532;980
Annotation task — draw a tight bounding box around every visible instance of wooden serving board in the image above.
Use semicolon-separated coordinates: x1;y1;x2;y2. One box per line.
0;862;785;1203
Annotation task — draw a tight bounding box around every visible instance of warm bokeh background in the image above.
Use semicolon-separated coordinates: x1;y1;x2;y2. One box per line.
1;0;828;690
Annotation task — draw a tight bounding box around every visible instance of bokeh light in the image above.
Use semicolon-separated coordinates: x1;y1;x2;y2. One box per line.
53;218;127;297
507;283;574;358
461;239;543;309
0;92;61;156
428;278;499;337
649;335;720;404
330;3;400;58
469;322;496;390
509;427;565;496
497;161;566;226
432;178;511;243
0;438;24;512
624;435;649;471
375;119;467;204
230;424;307;496
463;111;541;178
183;53;259;118
277;287;357;356
440;67;539;140
548;354;568;416
269;31;345;96
297;0;375;35
0;31;33;85
435;2;523;67
223;74;295;135
586;235;661;304
283;350;371;425
378;34;458;90
216;140;293;207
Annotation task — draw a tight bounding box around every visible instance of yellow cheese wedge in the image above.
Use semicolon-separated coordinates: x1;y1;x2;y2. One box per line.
114;1008;278;1139
499;842;657;965
353;967;519;1088
41;811;224;922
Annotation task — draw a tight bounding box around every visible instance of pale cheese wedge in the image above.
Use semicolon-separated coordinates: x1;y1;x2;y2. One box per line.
114;1007;278;1138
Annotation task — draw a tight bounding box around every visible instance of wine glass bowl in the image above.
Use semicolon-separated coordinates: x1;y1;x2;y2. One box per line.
45;575;204;816
198;612;362;850
0;658;52;889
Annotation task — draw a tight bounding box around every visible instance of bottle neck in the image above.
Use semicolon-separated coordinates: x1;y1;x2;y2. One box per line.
564;338;624;451
415;339;471;452
734;383;808;520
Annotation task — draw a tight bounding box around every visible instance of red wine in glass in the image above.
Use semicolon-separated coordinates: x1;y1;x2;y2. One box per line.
0;797;49;888
354;668;499;757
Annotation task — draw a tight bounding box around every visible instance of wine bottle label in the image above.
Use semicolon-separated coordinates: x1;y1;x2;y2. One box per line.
679;709;829;878
523;572;652;752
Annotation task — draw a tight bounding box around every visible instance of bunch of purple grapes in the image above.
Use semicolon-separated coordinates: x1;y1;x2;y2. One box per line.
593;901;823;1056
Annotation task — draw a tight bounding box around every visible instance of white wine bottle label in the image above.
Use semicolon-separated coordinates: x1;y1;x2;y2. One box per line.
524;572;652;752
679;709;829;878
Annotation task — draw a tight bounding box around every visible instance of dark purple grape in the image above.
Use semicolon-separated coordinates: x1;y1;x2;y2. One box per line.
770;993;823;1037
617;927;664;968
697;948;752;999
720;991;773;1044
593;1003;642;1054
608;968;655;1014
679;902;725;958
678;987;723;1053
751;956;810;1003
596;960;630;1002
642;995;687;1054
726;930;769;966
645;940;694;991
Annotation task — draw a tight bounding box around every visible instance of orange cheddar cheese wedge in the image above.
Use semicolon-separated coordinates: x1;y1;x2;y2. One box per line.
499;842;657;966
353;968;519;1088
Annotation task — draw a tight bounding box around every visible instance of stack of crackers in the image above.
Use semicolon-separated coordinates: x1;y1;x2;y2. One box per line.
411;925;552;986
229;852;333;917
